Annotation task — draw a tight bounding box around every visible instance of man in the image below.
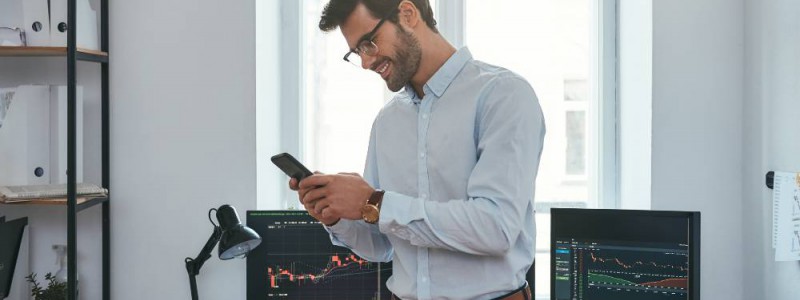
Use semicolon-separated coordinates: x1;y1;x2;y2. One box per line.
290;0;545;299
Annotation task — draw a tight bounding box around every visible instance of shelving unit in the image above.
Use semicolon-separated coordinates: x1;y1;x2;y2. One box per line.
0;0;110;299
4;197;108;212
0;46;108;60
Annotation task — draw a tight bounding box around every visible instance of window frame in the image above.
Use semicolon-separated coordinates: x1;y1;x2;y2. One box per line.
594;0;619;210
274;0;306;209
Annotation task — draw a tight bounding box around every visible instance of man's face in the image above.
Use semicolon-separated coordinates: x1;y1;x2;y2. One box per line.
341;4;421;92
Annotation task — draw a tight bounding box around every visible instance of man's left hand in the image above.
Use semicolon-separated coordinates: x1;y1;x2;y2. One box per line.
299;173;375;221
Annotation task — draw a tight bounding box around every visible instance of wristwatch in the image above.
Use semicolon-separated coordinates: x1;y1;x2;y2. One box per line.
362;189;385;224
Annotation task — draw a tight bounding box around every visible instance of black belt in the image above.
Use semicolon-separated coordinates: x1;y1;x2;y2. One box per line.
391;282;531;300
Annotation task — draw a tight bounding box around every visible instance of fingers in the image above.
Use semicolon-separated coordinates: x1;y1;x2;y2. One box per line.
302;186;327;204
305;206;326;223
303;202;315;216
299;174;331;189
320;206;334;219
303;197;331;216
314;201;329;215
290;170;324;191
298;186;315;203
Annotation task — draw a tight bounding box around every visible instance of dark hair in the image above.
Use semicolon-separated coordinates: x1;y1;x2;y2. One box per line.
319;0;438;33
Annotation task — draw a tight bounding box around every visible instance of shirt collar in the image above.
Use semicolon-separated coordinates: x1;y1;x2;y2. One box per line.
403;47;473;101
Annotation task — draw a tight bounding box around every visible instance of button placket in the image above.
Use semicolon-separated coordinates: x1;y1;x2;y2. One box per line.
415;95;433;300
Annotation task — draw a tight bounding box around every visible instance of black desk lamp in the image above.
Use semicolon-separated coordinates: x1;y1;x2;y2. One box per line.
185;205;262;300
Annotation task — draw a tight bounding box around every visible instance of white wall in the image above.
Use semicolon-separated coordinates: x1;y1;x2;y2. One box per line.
650;1;744;300
111;1;255;299
743;0;800;299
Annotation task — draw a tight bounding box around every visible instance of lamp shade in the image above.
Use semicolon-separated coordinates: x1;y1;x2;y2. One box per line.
216;205;262;260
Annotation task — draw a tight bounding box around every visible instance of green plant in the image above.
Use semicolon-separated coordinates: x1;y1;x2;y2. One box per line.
26;273;66;300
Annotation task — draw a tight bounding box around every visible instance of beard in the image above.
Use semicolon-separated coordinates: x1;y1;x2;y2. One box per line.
385;26;422;92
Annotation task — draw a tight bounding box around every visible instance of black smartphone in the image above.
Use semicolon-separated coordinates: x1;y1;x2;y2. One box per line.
271;153;314;182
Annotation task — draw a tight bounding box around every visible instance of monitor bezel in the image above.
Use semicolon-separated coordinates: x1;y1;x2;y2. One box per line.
0;217;28;298
549;208;700;300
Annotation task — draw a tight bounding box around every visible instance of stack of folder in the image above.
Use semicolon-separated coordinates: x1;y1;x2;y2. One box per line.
0;183;107;205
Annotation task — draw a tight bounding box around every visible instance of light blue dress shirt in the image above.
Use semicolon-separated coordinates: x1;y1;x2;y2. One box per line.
326;47;546;300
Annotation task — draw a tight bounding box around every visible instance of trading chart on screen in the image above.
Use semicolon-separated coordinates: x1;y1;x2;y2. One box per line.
554;239;689;300
247;211;392;300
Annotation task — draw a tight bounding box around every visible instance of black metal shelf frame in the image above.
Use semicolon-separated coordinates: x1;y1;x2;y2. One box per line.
67;0;110;299
76;197;110;213
76;51;109;63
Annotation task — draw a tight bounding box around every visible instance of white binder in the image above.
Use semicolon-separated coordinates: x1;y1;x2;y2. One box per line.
21;0;50;46
49;86;84;184
49;0;99;50
0;86;51;186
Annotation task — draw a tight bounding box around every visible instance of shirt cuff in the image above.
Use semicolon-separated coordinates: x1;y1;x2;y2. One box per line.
378;191;424;235
324;218;357;236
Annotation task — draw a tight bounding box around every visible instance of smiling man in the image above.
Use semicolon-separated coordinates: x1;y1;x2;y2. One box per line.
289;0;546;299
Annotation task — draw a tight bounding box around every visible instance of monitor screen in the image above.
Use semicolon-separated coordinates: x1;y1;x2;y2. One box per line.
246;211;391;300
551;209;700;300
0;217;27;298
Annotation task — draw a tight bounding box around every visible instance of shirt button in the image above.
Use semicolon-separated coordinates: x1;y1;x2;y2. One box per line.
421;277;428;283
420;153;426;158
422;114;428;119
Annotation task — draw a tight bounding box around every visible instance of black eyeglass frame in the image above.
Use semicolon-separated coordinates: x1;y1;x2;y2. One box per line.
342;6;400;64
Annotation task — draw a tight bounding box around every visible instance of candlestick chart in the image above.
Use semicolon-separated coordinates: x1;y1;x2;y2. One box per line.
247;211;391;300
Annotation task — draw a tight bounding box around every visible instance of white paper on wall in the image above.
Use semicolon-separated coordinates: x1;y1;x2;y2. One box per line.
773;171;800;261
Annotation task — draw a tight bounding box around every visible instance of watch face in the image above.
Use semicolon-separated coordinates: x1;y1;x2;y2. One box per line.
362;205;380;223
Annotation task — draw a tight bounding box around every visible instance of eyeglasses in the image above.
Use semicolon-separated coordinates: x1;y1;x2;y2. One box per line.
342;6;400;67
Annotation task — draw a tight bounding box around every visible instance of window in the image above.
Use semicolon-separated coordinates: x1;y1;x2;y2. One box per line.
301;0;391;177
258;1;617;298
464;1;616;298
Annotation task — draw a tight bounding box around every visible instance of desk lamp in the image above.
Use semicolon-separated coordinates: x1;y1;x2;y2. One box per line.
185;205;261;300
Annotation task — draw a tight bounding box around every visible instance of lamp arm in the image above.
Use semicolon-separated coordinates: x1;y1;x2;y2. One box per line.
185;226;222;300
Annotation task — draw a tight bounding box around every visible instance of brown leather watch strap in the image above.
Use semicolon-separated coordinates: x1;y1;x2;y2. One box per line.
368;189;385;206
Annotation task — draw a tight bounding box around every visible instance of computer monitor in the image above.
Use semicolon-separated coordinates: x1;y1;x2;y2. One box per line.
246;210;391;300
551;209;700;300
0;217;28;299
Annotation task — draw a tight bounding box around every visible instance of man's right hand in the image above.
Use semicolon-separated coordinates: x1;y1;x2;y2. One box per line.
289;174;340;226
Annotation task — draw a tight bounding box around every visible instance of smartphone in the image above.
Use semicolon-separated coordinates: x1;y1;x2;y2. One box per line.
271;153;313;182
